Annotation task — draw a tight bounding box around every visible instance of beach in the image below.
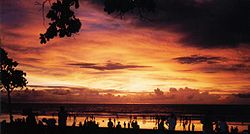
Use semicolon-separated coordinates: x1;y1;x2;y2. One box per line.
1;103;250;133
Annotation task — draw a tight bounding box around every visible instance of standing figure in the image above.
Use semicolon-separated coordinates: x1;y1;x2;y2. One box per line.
219;119;229;134
188;123;191;131
72;114;76;127
192;123;195;131
201;114;213;134
183;122;186;131
158;119;165;130
167;113;177;131
58;106;68;127
26;109;37;126
108;118;114;128
116;121;122;129
128;122;131;129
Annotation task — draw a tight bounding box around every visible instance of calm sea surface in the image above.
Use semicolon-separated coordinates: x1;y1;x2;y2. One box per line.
1;103;250;132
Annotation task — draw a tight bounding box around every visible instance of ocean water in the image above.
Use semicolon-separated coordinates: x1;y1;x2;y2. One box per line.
1;103;250;132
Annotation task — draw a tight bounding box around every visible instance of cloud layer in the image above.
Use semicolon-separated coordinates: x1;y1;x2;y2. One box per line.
1;86;250;104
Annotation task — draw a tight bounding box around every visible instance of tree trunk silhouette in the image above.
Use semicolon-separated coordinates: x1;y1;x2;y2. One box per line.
7;90;13;123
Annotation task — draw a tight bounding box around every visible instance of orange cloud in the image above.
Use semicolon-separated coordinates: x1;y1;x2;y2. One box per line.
1;86;249;104
1;0;250;104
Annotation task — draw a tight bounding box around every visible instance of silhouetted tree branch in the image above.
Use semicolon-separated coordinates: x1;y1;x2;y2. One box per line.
0;47;28;122
39;0;155;44
39;0;81;44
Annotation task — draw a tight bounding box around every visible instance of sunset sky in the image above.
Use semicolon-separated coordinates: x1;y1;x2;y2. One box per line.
1;0;250;104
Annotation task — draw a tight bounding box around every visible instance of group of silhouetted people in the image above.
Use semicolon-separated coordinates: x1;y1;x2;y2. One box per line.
179;116;195;131
107;118;140;129
214;119;229;134
230;126;239;134
2;107;250;134
79;115;99;128
38;106;68;127
156;113;179;132
1;106;68;127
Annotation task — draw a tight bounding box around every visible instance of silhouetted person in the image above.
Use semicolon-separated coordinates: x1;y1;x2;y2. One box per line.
183;122;186;131
235;126;238;134
72;115;76;127
135;121;140;129
15;118;23;125
167;113;177;131
201;114;213;134
231;126;239;134
10;115;14;124
58;106;67;127
192;123;195;131
128;122;131;128
116;121;121;129
26;109;37;126
158;120;165;130
1;120;7;134
108;118;114;128
79;122;83;127
38;120;44;126
179;116;182;126
215;121;220;133
132;120;136;129
22;117;25;123
219;119;229;134
131;120;140;129
231;126;234;134
123;121;126;128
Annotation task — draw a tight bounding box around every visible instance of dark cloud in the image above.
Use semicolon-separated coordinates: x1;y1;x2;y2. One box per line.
221;64;250;72
131;0;250;48
173;54;250;73
68;61;151;71
175;63;250;73
200;63;250;73
173;55;227;64
233;93;250;98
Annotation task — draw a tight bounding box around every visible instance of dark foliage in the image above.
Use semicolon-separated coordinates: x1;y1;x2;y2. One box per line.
104;0;155;17
0;48;27;91
39;0;81;44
